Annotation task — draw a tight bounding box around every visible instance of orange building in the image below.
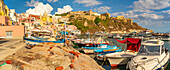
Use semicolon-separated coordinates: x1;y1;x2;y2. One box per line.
0;16;11;26
0;25;25;39
29;14;40;20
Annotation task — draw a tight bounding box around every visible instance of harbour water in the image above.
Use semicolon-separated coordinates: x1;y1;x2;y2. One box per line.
100;38;170;70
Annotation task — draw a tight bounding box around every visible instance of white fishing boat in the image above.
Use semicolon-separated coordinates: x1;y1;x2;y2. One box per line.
99;38;141;67
127;39;169;70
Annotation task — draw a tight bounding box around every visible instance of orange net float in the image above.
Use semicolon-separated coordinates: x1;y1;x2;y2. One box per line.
63;49;68;52
55;66;64;70
71;59;74;63
21;65;25;68
50;47;53;49
76;54;79;58
47;49;50;51
69;64;74;68
69;51;77;55
6;60;13;64
66;39;69;45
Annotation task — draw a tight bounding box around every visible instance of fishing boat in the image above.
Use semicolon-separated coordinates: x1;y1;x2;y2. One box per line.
127;39;169;70
73;37;109;48
161;35;170;41
24;37;65;46
112;34;123;39
82;44;122;54
102;38;141;67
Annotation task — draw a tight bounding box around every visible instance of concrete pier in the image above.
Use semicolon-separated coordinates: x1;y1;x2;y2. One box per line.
0;39;26;60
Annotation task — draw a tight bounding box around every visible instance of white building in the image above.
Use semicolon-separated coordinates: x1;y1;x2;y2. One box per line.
9;9;17;22
70;30;81;35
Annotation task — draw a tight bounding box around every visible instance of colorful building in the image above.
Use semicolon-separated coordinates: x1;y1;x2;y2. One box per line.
0;0;9;16
29;14;40;20
0;0;25;39
0;16;11;26
67;25;77;31
19;17;35;33
9;9;17;23
0;25;25;39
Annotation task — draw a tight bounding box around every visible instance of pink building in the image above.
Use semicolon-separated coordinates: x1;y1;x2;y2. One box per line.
67;25;77;31
19;17;35;25
0;25;25;39
0;16;11;26
42;25;57;32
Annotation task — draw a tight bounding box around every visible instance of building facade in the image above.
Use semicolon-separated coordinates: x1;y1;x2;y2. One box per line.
0;25;25;39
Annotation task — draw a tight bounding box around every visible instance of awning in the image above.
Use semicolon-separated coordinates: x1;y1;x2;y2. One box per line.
116;38;141;52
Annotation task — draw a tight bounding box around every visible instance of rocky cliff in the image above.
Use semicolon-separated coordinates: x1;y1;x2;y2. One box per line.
58;12;147;33
68;16;147;33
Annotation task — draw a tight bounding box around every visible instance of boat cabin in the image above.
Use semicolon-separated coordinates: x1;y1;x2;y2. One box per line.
138;40;166;56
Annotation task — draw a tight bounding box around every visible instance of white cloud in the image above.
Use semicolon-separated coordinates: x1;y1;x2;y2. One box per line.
26;0;39;7
74;0;102;6
47;0;58;2
161;10;170;14
26;0;58;7
111;0;170;27
133;0;170;12
138;13;164;19
94;6;111;13
26;2;53;15
55;5;73;14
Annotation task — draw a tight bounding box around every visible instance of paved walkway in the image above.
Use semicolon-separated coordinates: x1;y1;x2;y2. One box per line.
0;39;26;60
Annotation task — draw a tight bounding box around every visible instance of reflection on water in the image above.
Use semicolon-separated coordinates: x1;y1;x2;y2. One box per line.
164;41;170;70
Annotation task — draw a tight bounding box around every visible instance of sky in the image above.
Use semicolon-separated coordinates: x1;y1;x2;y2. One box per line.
4;0;170;33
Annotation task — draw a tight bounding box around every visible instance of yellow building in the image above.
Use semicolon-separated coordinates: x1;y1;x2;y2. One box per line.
38;11;53;26
116;16;133;25
0;0;9;16
116;16;125;20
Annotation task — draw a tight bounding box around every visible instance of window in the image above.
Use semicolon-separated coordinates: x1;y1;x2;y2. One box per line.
138;45;160;55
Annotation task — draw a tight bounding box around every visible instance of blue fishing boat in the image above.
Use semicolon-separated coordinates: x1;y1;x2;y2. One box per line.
24;36;65;46
82;44;122;54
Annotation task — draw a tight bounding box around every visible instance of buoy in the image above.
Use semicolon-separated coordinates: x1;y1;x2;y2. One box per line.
6;60;13;64
55;66;63;70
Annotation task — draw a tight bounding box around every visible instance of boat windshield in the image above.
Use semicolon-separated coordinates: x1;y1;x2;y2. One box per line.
138;45;160;55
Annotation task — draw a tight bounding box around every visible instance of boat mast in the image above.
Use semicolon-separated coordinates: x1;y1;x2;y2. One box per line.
64;22;67;46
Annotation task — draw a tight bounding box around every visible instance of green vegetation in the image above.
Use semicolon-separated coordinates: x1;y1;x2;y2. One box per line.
94;17;101;25
55;13;68;16
73;20;90;32
67;13;146;33
59;22;64;24
21;23;25;25
70;15;74;17
85;13;90;15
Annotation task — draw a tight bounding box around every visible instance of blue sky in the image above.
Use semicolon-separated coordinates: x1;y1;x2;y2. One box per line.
4;0;170;32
